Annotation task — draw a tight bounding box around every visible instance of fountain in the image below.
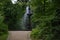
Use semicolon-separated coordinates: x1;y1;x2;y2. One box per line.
21;0;32;31
21;5;32;31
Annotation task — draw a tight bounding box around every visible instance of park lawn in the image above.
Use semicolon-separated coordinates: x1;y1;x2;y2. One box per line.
0;34;8;40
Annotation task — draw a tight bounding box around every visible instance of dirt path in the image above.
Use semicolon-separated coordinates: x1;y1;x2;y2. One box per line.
8;31;31;40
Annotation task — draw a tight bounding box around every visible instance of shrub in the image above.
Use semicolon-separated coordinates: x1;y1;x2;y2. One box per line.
31;0;60;40
0;12;8;40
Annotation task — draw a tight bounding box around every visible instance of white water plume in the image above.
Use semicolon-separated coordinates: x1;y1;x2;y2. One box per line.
21;6;30;30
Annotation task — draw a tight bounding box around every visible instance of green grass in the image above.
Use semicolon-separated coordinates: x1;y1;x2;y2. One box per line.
0;34;8;40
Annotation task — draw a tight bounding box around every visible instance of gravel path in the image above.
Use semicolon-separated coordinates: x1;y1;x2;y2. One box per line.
7;31;31;40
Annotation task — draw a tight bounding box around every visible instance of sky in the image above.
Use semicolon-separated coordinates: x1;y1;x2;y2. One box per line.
11;0;17;4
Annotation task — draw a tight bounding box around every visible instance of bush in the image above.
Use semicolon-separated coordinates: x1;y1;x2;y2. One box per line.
0;13;8;40
0;34;8;40
0;23;8;36
31;0;60;40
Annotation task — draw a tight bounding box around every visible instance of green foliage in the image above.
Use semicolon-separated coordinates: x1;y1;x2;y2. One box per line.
0;11;8;40
0;34;8;40
0;13;8;35
3;1;26;30
0;23;8;35
31;0;60;40
0;0;8;40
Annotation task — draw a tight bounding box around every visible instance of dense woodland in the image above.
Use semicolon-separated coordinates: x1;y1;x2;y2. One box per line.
0;0;60;40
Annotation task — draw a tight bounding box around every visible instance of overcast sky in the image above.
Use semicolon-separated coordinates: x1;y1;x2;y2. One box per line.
11;0;17;4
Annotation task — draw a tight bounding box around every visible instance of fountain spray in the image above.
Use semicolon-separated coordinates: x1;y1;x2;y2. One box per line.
21;0;32;31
